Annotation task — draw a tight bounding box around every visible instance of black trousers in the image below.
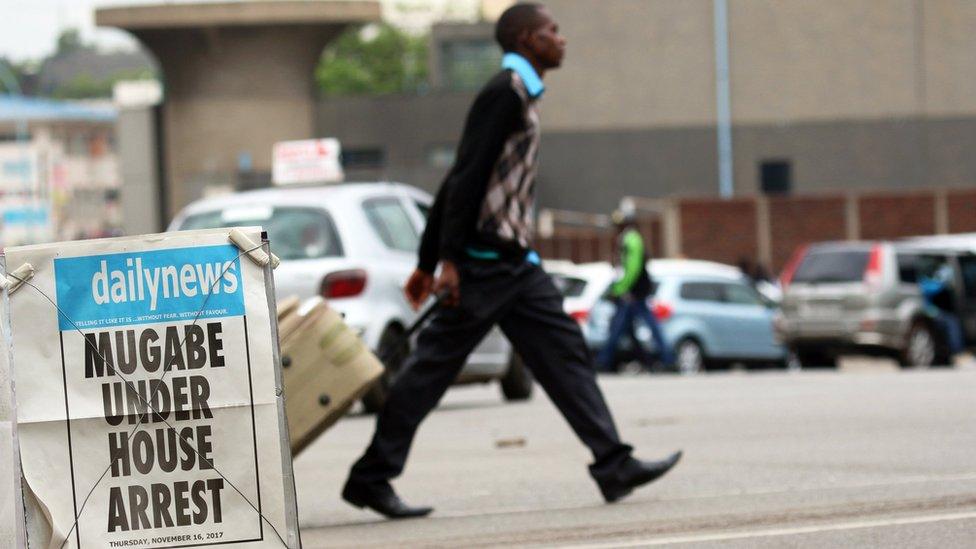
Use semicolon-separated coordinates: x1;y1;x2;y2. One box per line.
348;260;633;487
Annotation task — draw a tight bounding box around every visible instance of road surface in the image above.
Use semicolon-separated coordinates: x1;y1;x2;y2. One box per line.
292;363;976;547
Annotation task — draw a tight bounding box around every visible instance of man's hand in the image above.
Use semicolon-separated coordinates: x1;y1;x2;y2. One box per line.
433;260;461;307
404;269;434;311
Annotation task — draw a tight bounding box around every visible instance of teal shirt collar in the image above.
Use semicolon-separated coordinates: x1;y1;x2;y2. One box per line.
501;52;545;98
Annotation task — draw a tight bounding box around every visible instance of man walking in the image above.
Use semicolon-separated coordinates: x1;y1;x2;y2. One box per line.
342;3;681;519
597;210;675;372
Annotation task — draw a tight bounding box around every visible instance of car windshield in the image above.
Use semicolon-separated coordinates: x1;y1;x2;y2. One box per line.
554;276;588;297
179;206;342;260
792;250;869;284
362;198;419;252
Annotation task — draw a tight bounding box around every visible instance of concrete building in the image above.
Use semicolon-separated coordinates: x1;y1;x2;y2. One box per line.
319;0;976;214
97;0;382;219
0;95;121;246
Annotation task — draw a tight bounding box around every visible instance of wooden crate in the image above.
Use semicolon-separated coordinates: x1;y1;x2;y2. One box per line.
277;298;384;455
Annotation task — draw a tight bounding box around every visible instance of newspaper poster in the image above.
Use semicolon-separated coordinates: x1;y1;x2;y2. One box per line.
6;228;299;548
1;287;24;547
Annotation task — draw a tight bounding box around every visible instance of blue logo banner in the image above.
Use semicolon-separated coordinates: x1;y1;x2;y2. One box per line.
54;244;245;331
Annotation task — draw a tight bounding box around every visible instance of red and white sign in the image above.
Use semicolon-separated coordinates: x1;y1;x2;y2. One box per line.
272;138;344;185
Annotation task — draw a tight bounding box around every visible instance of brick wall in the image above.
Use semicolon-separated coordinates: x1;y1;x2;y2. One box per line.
536;227;613;264
537;187;976;274
947;189;976;233
638;218;664;259
768;195;847;271
679;199;758;266
859;193;936;240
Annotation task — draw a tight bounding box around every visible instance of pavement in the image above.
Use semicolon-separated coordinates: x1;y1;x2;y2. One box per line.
292;360;976;548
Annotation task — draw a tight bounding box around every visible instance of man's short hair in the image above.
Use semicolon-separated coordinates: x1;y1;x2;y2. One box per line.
495;3;544;53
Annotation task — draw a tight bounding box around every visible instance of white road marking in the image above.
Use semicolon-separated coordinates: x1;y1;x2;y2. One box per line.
435;471;976;519
567;509;976;548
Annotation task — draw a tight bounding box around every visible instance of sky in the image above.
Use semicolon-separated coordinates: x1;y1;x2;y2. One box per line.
0;0;484;62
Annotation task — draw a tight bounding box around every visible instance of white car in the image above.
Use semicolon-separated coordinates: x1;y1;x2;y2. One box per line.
545;260;616;337
168;182;533;410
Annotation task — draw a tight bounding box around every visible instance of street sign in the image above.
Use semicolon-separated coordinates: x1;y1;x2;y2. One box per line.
4;228;300;548
272;138;343;185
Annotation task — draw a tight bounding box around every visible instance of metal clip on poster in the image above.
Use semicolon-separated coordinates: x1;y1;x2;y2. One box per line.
230;228;281;269
0;263;34;295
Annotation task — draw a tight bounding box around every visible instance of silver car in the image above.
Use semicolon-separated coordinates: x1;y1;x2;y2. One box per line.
168;182;532;410
776;240;976;368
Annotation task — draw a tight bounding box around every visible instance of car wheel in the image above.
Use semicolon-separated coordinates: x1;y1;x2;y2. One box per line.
900;322;936;369
675;338;706;375
500;353;533;401
362;324;409;414
616;361;646;375
785;350;803;372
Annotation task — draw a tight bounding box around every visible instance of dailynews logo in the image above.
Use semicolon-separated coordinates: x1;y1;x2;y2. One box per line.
91;256;240;311
55;245;245;330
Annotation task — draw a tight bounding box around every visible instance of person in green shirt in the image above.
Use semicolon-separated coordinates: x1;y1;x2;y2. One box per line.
597;210;675;371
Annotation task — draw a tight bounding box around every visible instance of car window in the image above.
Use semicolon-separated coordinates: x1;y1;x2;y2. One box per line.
897;253;919;283
722;282;763;305
553;276;587;298
958;256;976;300
178;207;342;260
918;255;950;279
414;200;431;220
679;282;723;302
363;198;419;252
791;250;869;283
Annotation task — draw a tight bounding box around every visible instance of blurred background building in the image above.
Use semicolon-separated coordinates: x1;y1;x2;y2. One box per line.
1;0;975;262
324;0;976;214
0;95;120;247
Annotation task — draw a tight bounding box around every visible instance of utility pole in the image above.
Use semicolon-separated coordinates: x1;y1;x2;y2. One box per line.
713;0;734;198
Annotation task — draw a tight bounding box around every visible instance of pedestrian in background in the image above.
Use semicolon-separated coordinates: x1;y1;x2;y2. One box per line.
597;210;674;372
920;262;965;362
341;3;681;519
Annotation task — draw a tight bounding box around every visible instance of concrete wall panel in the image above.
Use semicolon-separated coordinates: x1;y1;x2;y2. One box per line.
132;24;350;217
729;0;918;123
535;128;718;213
117;107;163;234
543;0;716;130
319;91;976;210
923;0;976;116
730;117;928;194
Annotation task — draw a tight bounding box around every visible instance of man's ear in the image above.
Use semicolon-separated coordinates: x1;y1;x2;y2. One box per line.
516;28;535;53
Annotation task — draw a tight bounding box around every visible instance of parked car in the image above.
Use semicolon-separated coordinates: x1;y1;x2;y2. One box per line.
545;260;616;332
776;240;976;368
168;182;532;410
547;259;786;374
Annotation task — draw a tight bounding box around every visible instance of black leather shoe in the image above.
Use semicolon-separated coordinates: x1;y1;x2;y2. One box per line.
342;480;433;519
598;450;682;503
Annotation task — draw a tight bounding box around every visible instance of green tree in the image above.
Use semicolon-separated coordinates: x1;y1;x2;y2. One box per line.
316;24;428;96
52;67;156;99
55;28;89;57
0;57;26;93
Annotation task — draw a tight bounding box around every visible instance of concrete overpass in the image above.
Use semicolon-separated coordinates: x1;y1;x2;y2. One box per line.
97;1;381;220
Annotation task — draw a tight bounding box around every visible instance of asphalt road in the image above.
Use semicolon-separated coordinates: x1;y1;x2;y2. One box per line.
292;361;976;548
